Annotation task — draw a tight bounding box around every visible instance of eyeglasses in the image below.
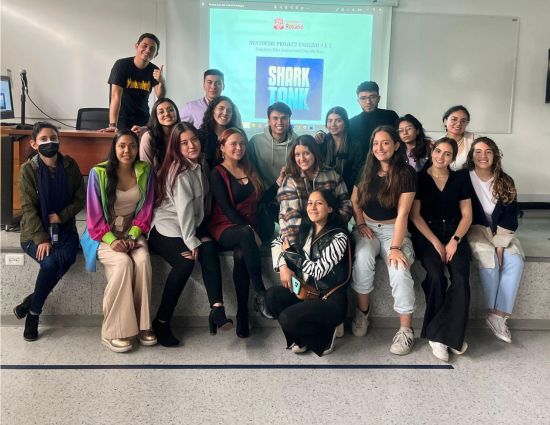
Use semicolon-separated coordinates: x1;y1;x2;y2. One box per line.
358;95;379;102
398;126;415;133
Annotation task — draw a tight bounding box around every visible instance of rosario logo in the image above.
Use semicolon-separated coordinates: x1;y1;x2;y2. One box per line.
274;18;284;30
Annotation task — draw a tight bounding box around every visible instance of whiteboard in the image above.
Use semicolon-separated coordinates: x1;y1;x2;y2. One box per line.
387;12;519;133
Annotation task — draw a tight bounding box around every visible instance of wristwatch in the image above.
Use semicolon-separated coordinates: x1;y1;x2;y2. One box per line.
128;234;138;241
453;235;461;243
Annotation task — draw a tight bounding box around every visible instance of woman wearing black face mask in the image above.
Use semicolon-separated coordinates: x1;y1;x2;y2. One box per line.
14;122;85;342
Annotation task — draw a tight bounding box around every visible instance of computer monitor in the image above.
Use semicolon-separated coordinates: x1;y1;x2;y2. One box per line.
1;75;15;119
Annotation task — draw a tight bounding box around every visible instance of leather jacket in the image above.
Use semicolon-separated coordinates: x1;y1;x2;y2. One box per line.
283;225;350;293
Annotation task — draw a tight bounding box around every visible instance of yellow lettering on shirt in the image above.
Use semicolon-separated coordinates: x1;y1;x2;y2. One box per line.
126;78;151;91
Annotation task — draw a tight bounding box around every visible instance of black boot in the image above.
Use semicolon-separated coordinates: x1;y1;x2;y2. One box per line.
14;293;34;320
209;306;233;335
255;291;274;319
23;313;39;342
236;311;250;338
152;318;179;347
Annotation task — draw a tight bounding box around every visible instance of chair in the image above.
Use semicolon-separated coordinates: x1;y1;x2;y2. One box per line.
76;108;109;130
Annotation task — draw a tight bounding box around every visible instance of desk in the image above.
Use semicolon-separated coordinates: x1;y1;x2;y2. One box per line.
1;129;113;225
11;129;113;175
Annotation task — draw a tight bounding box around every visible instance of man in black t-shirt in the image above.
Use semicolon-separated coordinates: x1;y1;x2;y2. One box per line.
103;33;166;131
349;81;398;169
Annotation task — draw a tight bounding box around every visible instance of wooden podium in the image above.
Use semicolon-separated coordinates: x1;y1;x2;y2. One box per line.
1;128;113;225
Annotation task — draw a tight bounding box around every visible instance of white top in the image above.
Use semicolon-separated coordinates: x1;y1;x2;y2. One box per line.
469;170;495;225
151;163;209;250
448;131;475;171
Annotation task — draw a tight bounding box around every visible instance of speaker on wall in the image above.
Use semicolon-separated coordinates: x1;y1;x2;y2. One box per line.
546;49;550;103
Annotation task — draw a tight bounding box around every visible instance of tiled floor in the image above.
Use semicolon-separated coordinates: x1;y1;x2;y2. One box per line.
1;325;549;424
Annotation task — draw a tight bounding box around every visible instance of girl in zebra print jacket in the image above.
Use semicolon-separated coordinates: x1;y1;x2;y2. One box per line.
267;189;350;356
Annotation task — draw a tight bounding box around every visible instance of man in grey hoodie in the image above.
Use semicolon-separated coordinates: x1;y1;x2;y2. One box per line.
248;102;298;241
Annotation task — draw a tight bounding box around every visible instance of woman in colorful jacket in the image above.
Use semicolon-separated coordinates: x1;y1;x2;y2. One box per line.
466;137;524;343
277;135;352;247
14;122;85;342
82;129;156;353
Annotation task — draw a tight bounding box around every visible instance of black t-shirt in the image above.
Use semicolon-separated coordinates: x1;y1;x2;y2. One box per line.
364;166;416;221
349;108;399;160
108;57;159;128
416;169;471;223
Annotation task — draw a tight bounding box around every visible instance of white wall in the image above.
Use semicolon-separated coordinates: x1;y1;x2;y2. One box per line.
2;0;549;200
1;0;166;125
394;0;550;201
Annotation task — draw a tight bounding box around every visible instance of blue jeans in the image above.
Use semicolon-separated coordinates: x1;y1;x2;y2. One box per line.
21;230;79;315
478;251;523;314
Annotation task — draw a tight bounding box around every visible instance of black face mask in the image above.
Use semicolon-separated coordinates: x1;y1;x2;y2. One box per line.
38;143;59;158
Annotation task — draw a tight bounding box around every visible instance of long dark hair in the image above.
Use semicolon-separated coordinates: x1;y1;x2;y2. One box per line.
285;135;323;179
216;127;263;195
396;114;430;162
299;189;346;244
356;125;411;209
311;189;345;231
155;122;200;207
198;96;237;137
466;137;516;204
105;130;140;219
146;97;180;168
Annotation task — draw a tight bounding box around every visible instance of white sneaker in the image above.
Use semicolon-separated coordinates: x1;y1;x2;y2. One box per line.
486;313;512;343
290;343;308;354
390;327;415;355
429;340;449;362
335;323;344;338
449;341;468;355
351;308;369;337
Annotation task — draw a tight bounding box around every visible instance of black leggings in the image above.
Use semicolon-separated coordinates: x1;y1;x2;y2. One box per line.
218;225;266;314
148;227;223;322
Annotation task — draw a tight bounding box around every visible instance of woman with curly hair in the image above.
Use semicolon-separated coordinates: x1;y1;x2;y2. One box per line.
139;97;180;172
466;137;524;343
198;95;237;167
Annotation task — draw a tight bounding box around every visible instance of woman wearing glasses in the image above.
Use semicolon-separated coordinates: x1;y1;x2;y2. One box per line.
441;105;475;170
396;114;431;172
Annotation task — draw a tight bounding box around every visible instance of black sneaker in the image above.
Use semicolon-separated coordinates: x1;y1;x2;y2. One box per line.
13;293;33;320
23;313;39;342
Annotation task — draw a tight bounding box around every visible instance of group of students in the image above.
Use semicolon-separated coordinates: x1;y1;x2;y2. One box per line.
14;33;524;361
15;107;523;361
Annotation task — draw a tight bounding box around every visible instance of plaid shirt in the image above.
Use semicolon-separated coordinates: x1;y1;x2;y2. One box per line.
277;167;351;245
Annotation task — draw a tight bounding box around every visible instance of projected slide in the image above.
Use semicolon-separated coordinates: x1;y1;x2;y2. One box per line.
208;6;374;129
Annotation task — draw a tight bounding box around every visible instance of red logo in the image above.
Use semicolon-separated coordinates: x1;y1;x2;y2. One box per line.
274;17;284;30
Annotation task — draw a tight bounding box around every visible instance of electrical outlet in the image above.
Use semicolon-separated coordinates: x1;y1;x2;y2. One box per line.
5;253;24;266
